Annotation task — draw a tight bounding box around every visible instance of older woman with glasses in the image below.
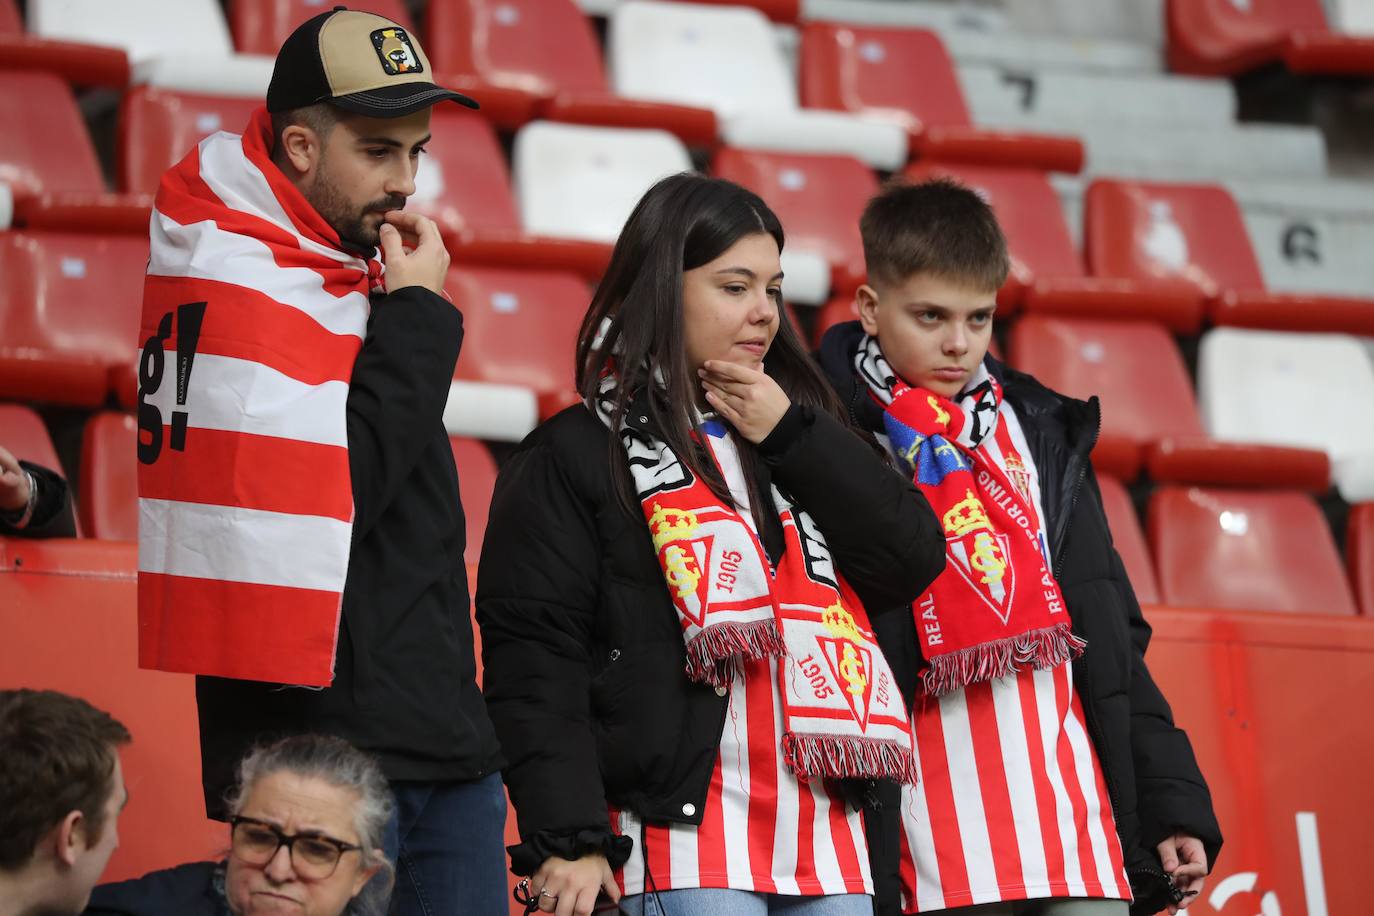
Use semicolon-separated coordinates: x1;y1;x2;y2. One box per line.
84;734;393;916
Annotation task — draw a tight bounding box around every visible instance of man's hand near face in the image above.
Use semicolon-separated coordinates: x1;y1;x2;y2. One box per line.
379;211;450;296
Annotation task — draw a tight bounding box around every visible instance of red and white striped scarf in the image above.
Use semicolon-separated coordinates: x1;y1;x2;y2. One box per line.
137;107;382;687
598;380;918;783
855;335;1084;697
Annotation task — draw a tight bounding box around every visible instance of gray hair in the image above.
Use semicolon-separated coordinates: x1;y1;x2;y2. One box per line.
226;734;395;916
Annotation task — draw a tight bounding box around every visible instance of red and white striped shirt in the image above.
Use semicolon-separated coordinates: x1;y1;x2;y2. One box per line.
610;421;873;898
897;403;1130;912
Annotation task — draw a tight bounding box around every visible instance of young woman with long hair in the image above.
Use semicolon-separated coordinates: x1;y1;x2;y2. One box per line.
477;173;945;916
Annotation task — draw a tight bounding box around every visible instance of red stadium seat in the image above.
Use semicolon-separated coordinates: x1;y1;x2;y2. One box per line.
118;87;260;194
1096;474;1160;606
80;412;137;540
447;266;586;418
0;231;147;407
1008;316;1326;487
811;293;859;348
0;404;64;477
1148;486;1357;614
1167;0;1374;78
1008;317;1194;480
0;1;129;89
1349;503;1374;617
712;148;874;294
450;437;497;566
0;73;148;232
0;72;105;197
409;108;521;236
425;0;716;145
799;23;1082;174
1084;178;1374;336
903;162;1204;330
228;0;414;55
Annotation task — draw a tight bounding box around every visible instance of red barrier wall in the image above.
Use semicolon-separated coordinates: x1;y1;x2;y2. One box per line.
2;539;1369;915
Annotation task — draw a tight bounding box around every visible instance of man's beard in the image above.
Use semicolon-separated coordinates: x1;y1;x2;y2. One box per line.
306;176;405;250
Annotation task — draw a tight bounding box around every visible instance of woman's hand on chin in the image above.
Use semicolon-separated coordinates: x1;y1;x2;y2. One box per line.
699;360;791;444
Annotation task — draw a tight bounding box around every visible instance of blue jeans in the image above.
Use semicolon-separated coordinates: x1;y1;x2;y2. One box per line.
620;889;872;915
380;773;508;916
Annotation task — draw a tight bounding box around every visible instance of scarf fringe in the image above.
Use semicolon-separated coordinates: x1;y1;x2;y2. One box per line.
683;619;785;689
919;623;1087;697
781;732;920;785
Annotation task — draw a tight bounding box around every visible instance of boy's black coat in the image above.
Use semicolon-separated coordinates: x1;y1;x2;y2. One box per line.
819;321;1222;916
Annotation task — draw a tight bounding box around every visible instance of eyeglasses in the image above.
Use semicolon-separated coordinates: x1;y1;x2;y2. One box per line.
229;816;363;879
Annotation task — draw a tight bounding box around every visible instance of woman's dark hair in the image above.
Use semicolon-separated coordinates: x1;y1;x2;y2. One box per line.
576;172;847;516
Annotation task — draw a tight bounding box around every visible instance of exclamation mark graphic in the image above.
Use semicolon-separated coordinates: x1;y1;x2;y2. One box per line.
171;301;207;452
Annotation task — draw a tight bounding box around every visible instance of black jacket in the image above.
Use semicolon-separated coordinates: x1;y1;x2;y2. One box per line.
85;862;226;915
0;461;76;537
196;286;503;817
819;322;1222;916
476;398;946;875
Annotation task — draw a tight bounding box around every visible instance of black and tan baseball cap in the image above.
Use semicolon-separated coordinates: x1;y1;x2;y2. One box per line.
267;6;478;117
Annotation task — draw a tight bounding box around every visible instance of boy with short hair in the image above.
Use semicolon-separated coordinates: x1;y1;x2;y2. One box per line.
818;179;1221;916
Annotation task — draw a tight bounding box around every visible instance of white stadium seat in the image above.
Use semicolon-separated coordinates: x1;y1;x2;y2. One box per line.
959;65;1235;128
512;121;693;244
29;0;235;61
29;0;275;94
1198;327;1374;502
607;1;907;170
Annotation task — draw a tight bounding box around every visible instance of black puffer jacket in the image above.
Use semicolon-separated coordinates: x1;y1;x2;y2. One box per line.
476;397;946;875
819;322;1222;916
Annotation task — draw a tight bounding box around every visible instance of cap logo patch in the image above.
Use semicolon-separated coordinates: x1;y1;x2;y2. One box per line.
371;27;423;75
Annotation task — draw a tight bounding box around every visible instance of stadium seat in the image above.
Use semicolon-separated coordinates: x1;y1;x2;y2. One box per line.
1349;503;1374;616
1084;179;1374;337
711;147;872;291
906;161;1201;328
797;22;1082;173
1167;0;1374;78
0;72;152;232
0;231;147;407
1008;316;1327;490
79;412;137;540
0;404;65;479
118;87;260;194
449;437;498;565
0;72;105;198
0;0;128;87
425;0;716;145
710;148;874;302
512;121;691;244
229;0;414;55
811;293;858;349
447;266;587;419
1148;486;1357;614
1198;327;1374;502
1008;317;1199;480
607;1;908;170
29;0;235;63
1096;473;1160;606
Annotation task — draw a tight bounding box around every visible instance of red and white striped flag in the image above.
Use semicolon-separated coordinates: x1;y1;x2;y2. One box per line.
136;108;381;687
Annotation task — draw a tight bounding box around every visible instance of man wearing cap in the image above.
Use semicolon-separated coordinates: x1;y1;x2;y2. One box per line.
135;8;505;915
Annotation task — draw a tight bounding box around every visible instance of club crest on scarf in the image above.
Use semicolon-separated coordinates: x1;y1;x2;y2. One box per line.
595;376;919;784
856;334;1084;696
